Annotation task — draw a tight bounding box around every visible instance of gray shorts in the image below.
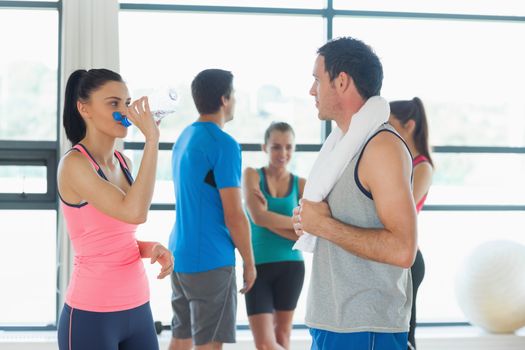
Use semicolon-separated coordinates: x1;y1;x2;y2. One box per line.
170;266;237;345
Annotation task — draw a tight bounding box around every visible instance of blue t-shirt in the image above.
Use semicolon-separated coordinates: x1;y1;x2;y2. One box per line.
170;121;241;273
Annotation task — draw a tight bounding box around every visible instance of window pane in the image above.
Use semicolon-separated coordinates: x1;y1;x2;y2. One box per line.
0;165;47;194
120;12;324;144
120;0;323;9
333;0;525;16
135;211;175;324
334;17;525;147
428;153;525;206
123;150;174;204
417;211;525;322
0;9;58;141
0;210;56;325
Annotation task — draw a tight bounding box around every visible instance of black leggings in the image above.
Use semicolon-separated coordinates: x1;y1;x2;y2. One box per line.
408;249;425;350
245;261;305;316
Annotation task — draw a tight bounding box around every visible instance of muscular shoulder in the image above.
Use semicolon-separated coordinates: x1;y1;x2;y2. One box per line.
362;131;411;168
358;131;412;190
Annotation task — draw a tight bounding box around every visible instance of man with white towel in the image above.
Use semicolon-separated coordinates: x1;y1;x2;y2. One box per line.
292;37;417;350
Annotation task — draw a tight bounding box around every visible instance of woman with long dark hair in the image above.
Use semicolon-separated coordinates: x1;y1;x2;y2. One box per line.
57;69;173;350
389;97;434;350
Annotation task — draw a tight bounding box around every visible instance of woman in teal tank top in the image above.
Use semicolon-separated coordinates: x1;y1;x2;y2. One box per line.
243;122;306;350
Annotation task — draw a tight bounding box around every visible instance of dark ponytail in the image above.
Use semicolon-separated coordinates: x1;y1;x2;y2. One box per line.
389;97;433;167
63;68;124;144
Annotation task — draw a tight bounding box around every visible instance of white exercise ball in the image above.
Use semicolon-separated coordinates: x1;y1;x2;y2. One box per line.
455;240;525;333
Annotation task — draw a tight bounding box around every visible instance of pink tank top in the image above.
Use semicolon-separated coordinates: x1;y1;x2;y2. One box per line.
60;144;149;312
413;154;430;214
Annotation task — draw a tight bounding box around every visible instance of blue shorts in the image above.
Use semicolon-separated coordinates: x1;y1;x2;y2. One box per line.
57;302;159;350
310;328;408;350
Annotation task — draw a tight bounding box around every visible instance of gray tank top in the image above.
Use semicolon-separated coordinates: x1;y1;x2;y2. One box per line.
305;123;413;333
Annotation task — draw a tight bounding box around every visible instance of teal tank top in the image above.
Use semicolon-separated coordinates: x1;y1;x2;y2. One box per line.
249;168;303;264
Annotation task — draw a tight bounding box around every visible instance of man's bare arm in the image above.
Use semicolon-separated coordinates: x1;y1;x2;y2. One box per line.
297;132;417;268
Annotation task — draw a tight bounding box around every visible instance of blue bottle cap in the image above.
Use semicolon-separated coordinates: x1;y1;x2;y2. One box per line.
112;112;132;128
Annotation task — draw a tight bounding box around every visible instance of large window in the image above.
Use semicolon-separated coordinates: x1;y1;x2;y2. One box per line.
0;211;57;325
0;9;58;141
119;2;327;327
333;14;525;323
333;17;525;147
119;11;324;144
0;1;60;329
120;1;525;328
2;0;523;331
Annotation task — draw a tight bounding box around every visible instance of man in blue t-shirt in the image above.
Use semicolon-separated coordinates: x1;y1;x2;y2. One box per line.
168;69;256;350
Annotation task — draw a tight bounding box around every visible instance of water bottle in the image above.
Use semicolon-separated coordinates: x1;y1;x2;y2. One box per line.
113;87;178;127
149;87;178;122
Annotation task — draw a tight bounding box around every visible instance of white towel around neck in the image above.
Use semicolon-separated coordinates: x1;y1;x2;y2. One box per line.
293;96;390;252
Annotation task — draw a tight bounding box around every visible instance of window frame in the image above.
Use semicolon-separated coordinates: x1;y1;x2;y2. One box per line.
0;0;62;330
0;141;58;208
119;0;525;330
2;0;524;331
